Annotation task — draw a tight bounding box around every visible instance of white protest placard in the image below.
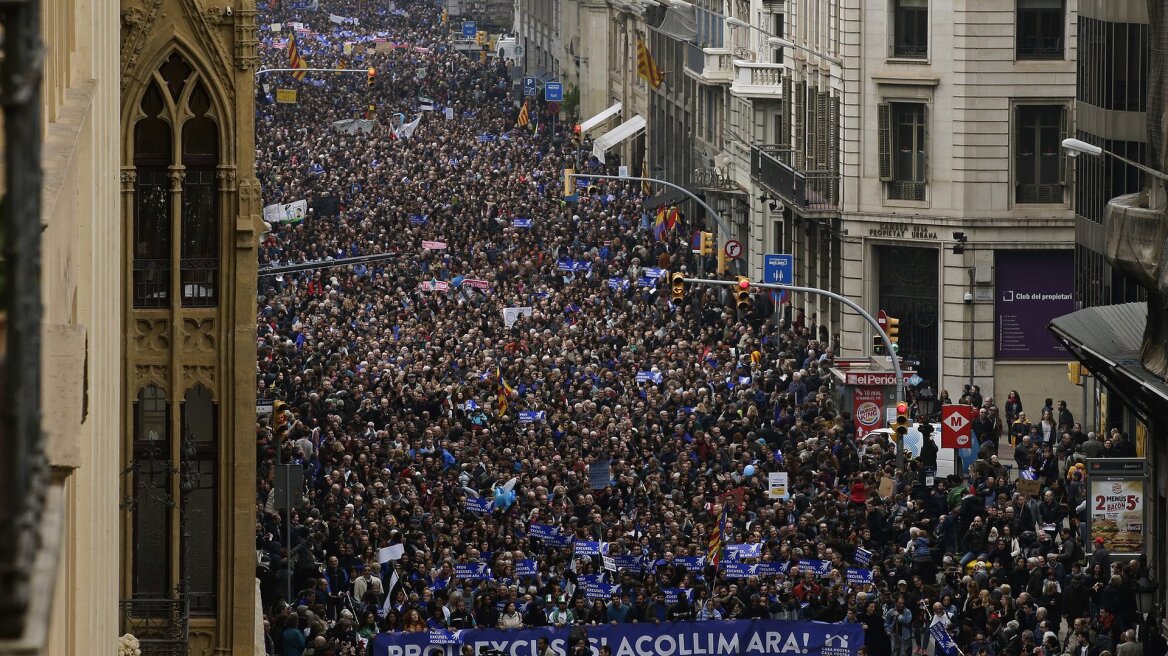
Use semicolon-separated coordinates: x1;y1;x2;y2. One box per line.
502;306;534;328
378;544;405;563
262;199;308;224
422;240;447;250
768;472;789;499
270;23;283;31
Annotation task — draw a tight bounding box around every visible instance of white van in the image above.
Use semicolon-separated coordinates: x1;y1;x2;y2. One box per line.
496;35;522;63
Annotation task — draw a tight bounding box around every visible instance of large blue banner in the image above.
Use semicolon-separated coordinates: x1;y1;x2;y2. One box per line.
373;619;863;656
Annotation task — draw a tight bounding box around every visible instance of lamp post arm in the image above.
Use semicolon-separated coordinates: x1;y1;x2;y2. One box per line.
682;277;908;473
568;173;732;239
1109;151;1168;183
255;68;371;77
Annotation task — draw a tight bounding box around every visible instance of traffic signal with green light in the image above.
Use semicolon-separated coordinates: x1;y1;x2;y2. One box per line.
670;272;686;303
872;335;884;355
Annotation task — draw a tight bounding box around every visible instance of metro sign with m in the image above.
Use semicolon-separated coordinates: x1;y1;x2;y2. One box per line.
941;404;974;449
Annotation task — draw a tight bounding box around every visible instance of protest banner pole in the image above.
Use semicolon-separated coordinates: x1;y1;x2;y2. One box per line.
683;277;908;476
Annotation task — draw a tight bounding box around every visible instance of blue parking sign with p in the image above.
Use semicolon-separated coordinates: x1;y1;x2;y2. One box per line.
764;253;794;284
523;77;537;97
544;81;563;102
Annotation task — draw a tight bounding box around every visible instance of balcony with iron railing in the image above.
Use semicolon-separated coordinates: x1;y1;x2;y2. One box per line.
119;596;189;656
750;145;840;212
684;42;734;85
730;61;783;98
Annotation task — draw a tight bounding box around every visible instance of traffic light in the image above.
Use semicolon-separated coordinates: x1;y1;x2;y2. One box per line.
273;400;289;436
699;231;715;256
367;67;376;88
563;169;575;197
895;402;909;440
734;276;752;312
886;316;900;350
670;272;686;303
872;334;884;355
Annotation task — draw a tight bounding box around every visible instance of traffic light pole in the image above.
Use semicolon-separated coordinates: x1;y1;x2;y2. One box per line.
682;277;908;475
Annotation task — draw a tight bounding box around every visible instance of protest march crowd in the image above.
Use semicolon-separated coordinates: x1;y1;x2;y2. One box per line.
252;2;1166;656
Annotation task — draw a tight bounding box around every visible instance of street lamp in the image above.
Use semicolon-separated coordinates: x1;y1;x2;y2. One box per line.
724;17;843;66
1061;138;1168;183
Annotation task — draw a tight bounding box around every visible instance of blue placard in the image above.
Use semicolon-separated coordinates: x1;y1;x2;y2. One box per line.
756;562;790;576
512;218;533;228
585;582;621;600
801;559;833;577
662;588;694;605
763;253;794;285
574;541;607;556
726;543;763;560
723;562;760;579
409;214;428;224
453;562;492;580
529;524;561;541
607;278;630;291
516;559;539;577
478;134;497;143
611;554;647;572
636;371;664;384
853;548;872;566
673;556;706;572
465;496;492;515
372;620;865;656
518;411;546;423
461;20;477;38
845;568;873;585
642;267;667;279
523;76;537;97
428;629;462;645
930;624;959;656
544;81;564;102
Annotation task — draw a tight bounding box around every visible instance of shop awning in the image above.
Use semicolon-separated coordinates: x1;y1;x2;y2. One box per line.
592;115;646;164
579;102;622;133
1049;302;1168;417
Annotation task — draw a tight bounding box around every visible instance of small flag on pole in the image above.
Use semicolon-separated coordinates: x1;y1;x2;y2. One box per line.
636;38;665;89
707;503;728;568
288;33;309;81
516;100;530;128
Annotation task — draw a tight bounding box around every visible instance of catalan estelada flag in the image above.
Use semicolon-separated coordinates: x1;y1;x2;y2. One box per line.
636;38;665;89
496;366;514;417
707;502;728;568
288;33;309;81
516;100;531;128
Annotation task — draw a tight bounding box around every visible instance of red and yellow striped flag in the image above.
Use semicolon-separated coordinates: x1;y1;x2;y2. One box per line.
288;33;309;81
496;366;514;417
516;100;531;128
636;38;665;89
707;502;728;568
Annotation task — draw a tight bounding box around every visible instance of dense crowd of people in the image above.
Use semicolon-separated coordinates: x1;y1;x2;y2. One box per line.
252;2;1165;656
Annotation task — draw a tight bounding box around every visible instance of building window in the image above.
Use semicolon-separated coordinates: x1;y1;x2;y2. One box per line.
893;0;928;59
133;385;171;598
878;102;928;201
183;385;218;614
1015;104;1067;204
1077;18;1149;113
132;53;220;309
1017;0;1064;60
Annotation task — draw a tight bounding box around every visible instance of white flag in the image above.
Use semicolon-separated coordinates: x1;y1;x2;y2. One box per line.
396;114;421;140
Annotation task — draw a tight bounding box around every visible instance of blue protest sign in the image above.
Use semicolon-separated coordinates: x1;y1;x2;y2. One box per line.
756;562;790;576
409;214;428;224
544;81;564;102
512;218;533;228
764;253;794;285
465;496;492;515
373;619;865;656
428;629;462;645
930;623;958;656
610;554;647;572
478;134;497;142
723;562;760;579
574;541;607;557
642;267;667;279
584;582;621;601
636;371;664;384
853;548;872;566
589;460;611;490
661;588;694;605
518;411;546;423
637;277;658;288
726;543;763;560
673;556;706;572
801;559;832;576
607;278;630;290
529;524;561;541
515;559;539;577
453;562;492;580
845;568;873;585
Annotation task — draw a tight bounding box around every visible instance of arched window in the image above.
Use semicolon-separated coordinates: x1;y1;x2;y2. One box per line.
131;53;220;308
182;385;217;613
133;384;171;597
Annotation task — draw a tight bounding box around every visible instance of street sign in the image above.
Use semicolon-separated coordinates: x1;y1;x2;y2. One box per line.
522;76;537;97
724;239;743;259
462;21;477;38
877;310;888;331
763;253;793;284
941;404;974;449
544;81;564;102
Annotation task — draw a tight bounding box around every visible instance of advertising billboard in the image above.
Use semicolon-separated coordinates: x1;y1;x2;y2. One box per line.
1086;459;1147;557
852;387;884;438
994;250;1075;359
